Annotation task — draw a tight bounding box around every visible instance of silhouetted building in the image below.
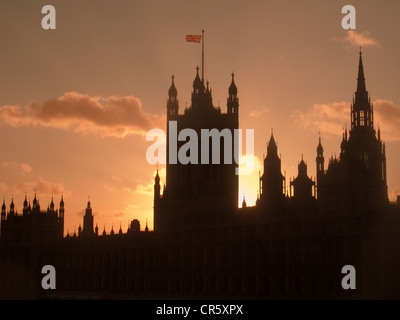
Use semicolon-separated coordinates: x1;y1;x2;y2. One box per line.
155;69;239;232
0;194;64;246
0;194;64;298
81;199;94;238
1;52;400;299
317;51;388;214
290;156;315;203
259;132;286;211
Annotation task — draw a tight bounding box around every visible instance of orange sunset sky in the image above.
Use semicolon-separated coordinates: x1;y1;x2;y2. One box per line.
0;0;399;234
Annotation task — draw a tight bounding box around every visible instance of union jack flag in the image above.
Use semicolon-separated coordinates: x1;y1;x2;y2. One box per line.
186;34;201;43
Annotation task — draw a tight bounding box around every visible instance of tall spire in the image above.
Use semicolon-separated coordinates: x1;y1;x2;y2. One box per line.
357;48;366;93
316;134;325;184
155;168;160;185
154;168;161;204
267;130;278;156
351;50;373;130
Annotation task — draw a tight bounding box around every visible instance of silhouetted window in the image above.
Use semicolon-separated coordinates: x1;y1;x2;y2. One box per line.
360;110;365;126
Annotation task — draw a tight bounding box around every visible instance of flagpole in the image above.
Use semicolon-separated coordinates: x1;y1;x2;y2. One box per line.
202;29;204;84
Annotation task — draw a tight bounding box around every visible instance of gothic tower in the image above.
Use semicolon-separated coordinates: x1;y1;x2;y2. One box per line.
344;50;388;206
290;156;315;202
155;68;239;231
9;198;14;217
167;74;178;117
82;198;94;237
317;51;388;214
316;135;324;197
351;51;373;131
259;132;285;210
153;169;161;231
227;73;239;115
59;195;65;235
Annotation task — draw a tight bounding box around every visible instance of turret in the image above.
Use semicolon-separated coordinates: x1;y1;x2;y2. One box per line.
49;196;55;211
316;135;325;198
259;131;285;207
316;135;324;176
9;197;15;216
242;194;247;208
191;66;208;110
82;197;94;237
227;73;239;115
1;199;6;222
290;156;315;201
23;195;29;216
32;193;40;213
131;219;141;232
154;169;161;206
167;74;179;117
59;195;65;235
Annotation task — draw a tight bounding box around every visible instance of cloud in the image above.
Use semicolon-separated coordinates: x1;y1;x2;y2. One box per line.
292;101;349;137
292;99;400;142
103;172;161;196
249;107;271;118
373;99;400;141
1;161;33;174
134;167;166;196
344;30;379;47
0;92;165;138
389;186;400;203
1;161;18;169
0;178;71;198
333;30;380;48
113;212;125;218
135;183;153;196
20;163;33;173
